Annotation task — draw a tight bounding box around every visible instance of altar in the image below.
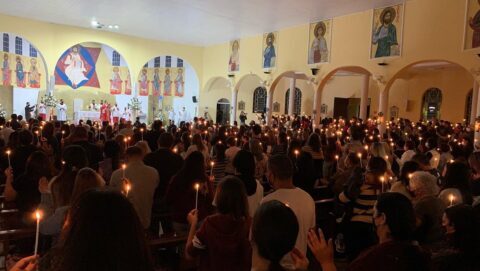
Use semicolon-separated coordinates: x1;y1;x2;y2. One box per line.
74;111;101;124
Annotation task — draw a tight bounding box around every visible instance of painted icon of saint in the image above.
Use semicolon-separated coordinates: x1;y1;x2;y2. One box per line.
372;7;398;58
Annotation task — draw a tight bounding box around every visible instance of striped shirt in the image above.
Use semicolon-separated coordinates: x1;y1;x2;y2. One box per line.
211;159;227;187
339;184;379;224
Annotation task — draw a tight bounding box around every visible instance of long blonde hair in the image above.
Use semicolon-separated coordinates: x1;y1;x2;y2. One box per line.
71;168;105;204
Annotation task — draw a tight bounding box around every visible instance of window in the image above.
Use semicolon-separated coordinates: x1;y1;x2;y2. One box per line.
3;33;9;52
154;57;161;68
15;37;22;55
112;51;121;66
165;56;172;67
177;58;183;68
253;87;267;113
29;44;37;57
284;88;302;115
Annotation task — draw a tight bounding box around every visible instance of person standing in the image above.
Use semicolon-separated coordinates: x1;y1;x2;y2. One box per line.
57;99;67;122
24;102;35;121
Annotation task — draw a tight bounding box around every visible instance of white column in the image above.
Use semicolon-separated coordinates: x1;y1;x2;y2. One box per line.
359;75;370;120
266;87;273;125
230;88;238;124
288;78;296;116
377;88;388;134
471;80;479;125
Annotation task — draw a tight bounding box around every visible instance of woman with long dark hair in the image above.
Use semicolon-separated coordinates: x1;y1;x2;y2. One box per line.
165;151;212;235
39;190;154;271
233;150;263;217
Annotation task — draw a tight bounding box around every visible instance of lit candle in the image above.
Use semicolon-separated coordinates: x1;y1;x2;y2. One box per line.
335;155;339;161
124;138;128;148
294;149;299;159
122;163;126;179
125;182;131;197
449;194;455;207
195;183;200;210
173;147;178;153
5;149;11;168
61;130;65;139
140;128;144;141
210;161;215;176
34;210;42;256
287;136;291;144
380;176;385;193
357;152;363;167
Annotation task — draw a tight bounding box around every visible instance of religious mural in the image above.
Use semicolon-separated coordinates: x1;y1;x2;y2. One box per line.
371;4;404;59
54;42;131;94
308;20;332;65
262;32;277;69
464;0;480;50
228;40;240;73
0;32;46;89
137;56;185;97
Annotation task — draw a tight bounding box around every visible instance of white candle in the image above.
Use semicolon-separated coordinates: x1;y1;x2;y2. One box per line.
195;183;200;210
125;183;131;197
122;164;126;179
294;149;299;159
140;128;144;141
34;210;42;256
210;161;215;177
380;176;385;193
357;153;363;167
449;194;455;207
6;150;11;168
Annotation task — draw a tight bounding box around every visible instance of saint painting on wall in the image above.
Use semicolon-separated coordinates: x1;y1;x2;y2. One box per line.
308;20;332;65
464;0;480;50
109;67;123;94
371;4;404;59
228;40;240;73
262;32;277;69
138;68;149;96
174;68;184;97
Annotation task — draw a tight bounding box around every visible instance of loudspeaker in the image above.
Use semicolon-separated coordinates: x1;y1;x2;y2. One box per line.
192;96;198;103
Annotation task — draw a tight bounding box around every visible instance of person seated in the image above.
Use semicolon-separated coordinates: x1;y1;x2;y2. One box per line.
252;200;309;271
110;146;159;229
308;192;431;271
432;204;480;271
186;176;252;271
408;171;445;245
329;153;360;196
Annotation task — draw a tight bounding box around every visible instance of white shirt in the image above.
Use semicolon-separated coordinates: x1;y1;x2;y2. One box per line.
0;127;14;144
225;146;241;174
248;180;264;218
57;104;67;121
400;150;416;167
261;187;315;269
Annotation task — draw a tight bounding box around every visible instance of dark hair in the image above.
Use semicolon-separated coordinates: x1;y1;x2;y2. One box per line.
376;193;416;241
399;161;420;186
253;200;298;271
307;133;321;153
268;154;293;181
405;141;415;150
56;189;153;271
443;162;473;205
214;142;227;161
175;151;207;190
367;157;388;177
445;204;480;256
18;129;33;145
26;151;52;180
233;150;257;196
346;152;360;166
411;153;430;167
125;146;144;158
216;176;249;220
51;145;88;208
158;133;174;148
103;140;120;171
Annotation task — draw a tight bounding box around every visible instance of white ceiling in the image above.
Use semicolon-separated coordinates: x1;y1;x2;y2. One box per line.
0;0;403;46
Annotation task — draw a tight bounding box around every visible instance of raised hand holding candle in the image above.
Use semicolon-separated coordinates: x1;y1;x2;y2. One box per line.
34;210;42;256
195;183;200;210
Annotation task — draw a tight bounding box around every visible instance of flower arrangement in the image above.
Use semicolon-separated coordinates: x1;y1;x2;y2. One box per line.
128;97;142;111
43;93;58;107
0;104;6;118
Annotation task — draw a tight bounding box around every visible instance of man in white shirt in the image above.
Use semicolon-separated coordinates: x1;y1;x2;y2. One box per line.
224;137;241;174
57;99;67;122
110;146;159;229
259;154;315;269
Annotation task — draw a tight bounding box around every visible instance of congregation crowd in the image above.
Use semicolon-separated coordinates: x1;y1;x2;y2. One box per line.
1;112;480;271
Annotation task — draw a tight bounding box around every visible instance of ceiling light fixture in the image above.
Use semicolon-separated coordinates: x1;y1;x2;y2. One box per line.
91;19;119;30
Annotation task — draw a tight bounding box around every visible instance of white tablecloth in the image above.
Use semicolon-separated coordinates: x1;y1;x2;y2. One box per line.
74;111;100;124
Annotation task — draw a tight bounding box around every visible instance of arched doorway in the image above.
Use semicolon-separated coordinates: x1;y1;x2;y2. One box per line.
465;89;473;122
421;88;442;120
253;86;267;113
284;87;302;115
216;98;230;124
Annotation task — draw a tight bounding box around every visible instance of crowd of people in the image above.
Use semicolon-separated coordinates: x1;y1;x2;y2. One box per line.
1;112;480;271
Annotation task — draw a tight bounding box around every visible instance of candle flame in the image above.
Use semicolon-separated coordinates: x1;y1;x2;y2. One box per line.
6;150;10;155
195;183;200;190
35;210;42;220
122;164;127;170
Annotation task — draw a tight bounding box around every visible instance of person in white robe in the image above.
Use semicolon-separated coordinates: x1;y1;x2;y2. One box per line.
57;99;67;121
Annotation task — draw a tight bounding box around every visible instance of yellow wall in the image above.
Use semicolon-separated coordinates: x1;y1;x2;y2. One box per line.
201;0;480;123
2;0;480;122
